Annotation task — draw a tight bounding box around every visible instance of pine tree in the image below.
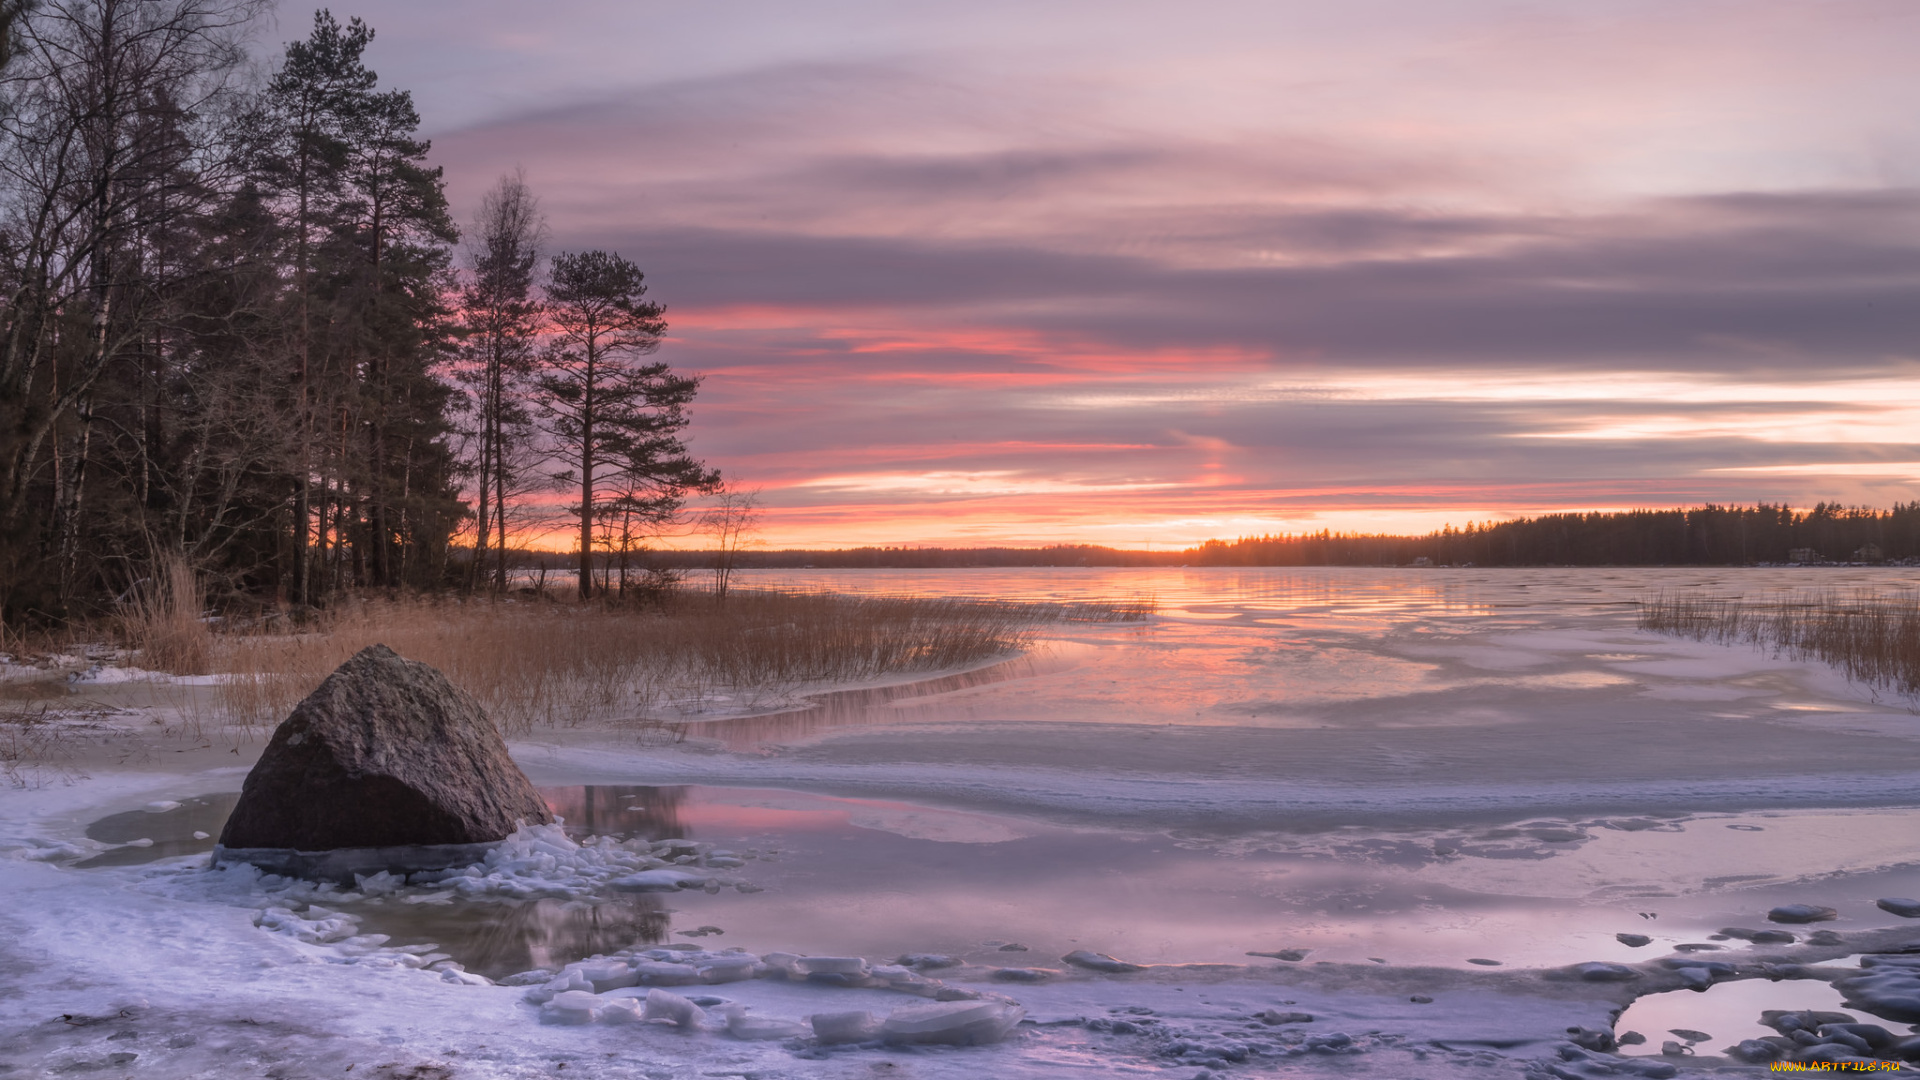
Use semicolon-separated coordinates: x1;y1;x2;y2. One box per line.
535;251;717;599
249;9;459;598
248;9;373;603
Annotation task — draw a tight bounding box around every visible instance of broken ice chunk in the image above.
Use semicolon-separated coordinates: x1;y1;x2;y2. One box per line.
579;961;636;992
881;1000;1026;1046
143;801;181;813
600;998;645;1024
610;868;709;893
1768;904;1838;924
695;956;759;983
641;988;706;1029
1728;1038;1782;1063
989;967;1053;983
1834;959;1920;1024
540;990;603;1025
546;968;593;994
631;961;701;986
757;952;803;979
1062;950;1145;973
1572;962;1638;982
722;1008;811;1041
811;1010;883;1044
897;954;960;970
796;956;868;976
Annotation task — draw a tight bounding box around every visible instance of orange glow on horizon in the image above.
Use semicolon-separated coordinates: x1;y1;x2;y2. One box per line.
476;306;1920;556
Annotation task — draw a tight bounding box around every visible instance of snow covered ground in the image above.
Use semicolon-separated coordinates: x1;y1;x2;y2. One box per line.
7;567;1920;1077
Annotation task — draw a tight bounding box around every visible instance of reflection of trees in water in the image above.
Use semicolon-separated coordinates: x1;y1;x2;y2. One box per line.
658;655;1042;751
441;896;671;977
543;784;690;841
377;784;692;976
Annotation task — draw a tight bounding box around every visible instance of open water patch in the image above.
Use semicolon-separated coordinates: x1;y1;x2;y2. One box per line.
77;793;237;867
1614;976;1856;1057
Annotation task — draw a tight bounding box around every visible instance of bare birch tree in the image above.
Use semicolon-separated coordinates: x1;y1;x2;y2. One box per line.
457;169;543;593
698;486;760;601
0;0;260;606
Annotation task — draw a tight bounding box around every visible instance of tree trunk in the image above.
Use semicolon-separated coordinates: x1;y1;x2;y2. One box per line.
576;337;596;599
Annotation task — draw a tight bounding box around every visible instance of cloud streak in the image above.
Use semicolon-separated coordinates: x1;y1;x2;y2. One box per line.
337;0;1920;544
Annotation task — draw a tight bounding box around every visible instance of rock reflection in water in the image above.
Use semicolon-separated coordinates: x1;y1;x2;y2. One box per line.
351;785;694;976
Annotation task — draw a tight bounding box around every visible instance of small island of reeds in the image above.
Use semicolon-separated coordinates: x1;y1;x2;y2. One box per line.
1640;590;1920;700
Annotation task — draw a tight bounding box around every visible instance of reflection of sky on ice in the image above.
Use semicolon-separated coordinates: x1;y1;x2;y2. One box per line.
654;568;1920;783
719;565;1920;726
1613;976;1852;1058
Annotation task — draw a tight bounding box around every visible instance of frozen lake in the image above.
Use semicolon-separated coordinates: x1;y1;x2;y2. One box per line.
10;566;1920;1076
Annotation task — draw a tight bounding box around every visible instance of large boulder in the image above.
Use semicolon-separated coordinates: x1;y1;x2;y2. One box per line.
217;644;552;858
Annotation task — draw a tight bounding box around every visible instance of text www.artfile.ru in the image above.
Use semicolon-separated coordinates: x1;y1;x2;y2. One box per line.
1767;1062;1906;1072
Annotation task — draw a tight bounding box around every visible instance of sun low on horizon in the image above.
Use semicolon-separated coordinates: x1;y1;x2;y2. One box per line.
350;0;1920;550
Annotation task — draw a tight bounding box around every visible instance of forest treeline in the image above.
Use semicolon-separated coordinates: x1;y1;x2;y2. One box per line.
639;503;1920;570
0;3;716;623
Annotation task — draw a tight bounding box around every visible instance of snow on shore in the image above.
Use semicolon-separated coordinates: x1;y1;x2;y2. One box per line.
0;843;1633;1079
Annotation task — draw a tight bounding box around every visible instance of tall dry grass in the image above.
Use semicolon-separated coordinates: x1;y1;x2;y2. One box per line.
1639;590;1920;698
203;589;1142;733
118;554;213;675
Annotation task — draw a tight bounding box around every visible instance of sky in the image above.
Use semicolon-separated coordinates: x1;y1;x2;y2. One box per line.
278;1;1920;548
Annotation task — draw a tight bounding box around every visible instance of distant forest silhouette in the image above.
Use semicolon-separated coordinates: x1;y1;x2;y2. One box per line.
629;503;1920;569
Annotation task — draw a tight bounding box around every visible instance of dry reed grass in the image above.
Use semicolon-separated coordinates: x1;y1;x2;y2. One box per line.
1639;590;1920;699
118;554;212;675
204;589;1135;733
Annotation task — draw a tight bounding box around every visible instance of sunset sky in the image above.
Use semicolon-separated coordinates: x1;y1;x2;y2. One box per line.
296;1;1920;548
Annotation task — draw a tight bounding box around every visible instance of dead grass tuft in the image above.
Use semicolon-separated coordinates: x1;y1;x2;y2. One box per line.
118;554;212;676
1640;590;1920;699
